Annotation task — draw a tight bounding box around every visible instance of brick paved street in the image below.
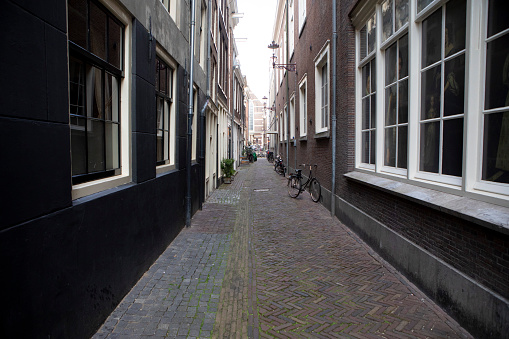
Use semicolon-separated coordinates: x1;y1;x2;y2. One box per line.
94;160;473;338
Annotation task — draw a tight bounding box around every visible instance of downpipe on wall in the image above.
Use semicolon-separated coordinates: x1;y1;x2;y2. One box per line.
186;0;197;227
331;0;337;217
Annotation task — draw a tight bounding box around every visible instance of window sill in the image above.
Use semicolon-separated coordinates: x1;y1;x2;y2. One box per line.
344;171;509;235
314;130;330;139
299;135;307;141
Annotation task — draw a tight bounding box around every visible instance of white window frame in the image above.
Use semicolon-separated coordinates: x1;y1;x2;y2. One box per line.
192;87;198;161
290;94;296;140
71;0;132;200
289;0;295;58
299;75;308;137
156;45;177;174
298;0;306;34
352;0;509;206
314;41;330;134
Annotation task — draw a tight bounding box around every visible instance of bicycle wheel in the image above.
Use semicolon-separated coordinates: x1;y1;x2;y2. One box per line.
288;176;301;198
310;178;321;202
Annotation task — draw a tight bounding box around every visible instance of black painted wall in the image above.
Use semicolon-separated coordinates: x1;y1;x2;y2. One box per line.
0;1;204;337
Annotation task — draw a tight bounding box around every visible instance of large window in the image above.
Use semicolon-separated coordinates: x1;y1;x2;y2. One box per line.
156;56;175;167
299;76;307;137
359;14;376;165
290;95;296;140
482;0;509;185
298;0;306;33
314;42;330;134
354;0;509;203
68;0;124;185
419;0;466;178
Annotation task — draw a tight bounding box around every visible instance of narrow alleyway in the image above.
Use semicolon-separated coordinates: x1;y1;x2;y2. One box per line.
93;160;473;339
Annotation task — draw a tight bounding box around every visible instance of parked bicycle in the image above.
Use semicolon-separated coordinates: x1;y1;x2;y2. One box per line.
274;154;286;175
287;164;321;202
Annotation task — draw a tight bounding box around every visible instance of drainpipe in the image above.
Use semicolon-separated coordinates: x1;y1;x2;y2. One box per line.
331;0;337;217
186;0;197;227
199;0;212;209
286;0;289;174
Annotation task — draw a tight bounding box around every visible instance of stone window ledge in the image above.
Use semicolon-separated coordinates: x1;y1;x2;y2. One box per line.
300;135;307;141
344;171;509;235
314;130;330;139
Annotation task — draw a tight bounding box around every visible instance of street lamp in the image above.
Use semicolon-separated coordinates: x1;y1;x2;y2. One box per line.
268;39;296;174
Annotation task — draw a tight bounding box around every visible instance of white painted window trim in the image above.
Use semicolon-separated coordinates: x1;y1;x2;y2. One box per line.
72;0;132;200
290;93;296;140
192;86;198;161
298;0;306;34
314;40;330;134
299;74;307;137
156;45;177;174
353;0;509;206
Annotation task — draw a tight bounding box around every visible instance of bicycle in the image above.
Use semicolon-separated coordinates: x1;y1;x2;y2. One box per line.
287;164;321;202
267;152;274;163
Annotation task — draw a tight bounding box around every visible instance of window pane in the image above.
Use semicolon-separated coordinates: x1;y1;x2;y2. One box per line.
485;33;509;110
385;85;397;126
398;125;408;168
395;0;408;31
164;101;170;130
105;122;119;170
398;80;408;123
487;0;509;38
105;73;120;121
445;0;466;57
420;121;440;173
422;9;442;67
69;59;85;116
483;111;509;184
444;55;465;117
108;17;122;68
87;66;103;119
442;118;463;176
421;65;441;120
385;127;396;167
164;131;169;161
382;0;393;42
371;94;377;129
87;119;105;173
157;97;164;131
371;60;377;93
398;34;408;79
68;0;87;48
368;15;376;54
385;42;397;85
370;130;376;164
71;117;87;175
417;0;433;13
362;64;370;96
360;26;367;60
362;98;370;130
90;1;107;60
362;131;370;163
157;130;163;163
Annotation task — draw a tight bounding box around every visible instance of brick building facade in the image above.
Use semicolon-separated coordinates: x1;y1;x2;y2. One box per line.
271;0;509;337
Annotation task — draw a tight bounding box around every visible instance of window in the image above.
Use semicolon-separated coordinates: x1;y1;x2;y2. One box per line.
482;0;509;185
68;0;128;187
314;41;330;134
249;102;254;131
192;89;197;161
155;56;175;168
298;0;306;33
289;0;295;57
380;0;409;171
353;0;509;203
290;95;295;140
419;0;466;179
299;76;307;137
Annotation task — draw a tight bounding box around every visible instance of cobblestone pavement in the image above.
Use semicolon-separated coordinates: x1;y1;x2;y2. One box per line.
93;160;473;338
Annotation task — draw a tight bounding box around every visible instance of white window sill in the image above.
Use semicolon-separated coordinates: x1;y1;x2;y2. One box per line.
314;130;330;139
72;175;132;201
344;171;509;235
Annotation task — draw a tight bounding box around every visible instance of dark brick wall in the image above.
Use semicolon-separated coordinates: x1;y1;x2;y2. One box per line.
276;0;333;190
333;0;509;302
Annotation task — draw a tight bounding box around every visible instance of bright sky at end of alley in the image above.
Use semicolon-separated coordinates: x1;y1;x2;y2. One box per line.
234;0;276;100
